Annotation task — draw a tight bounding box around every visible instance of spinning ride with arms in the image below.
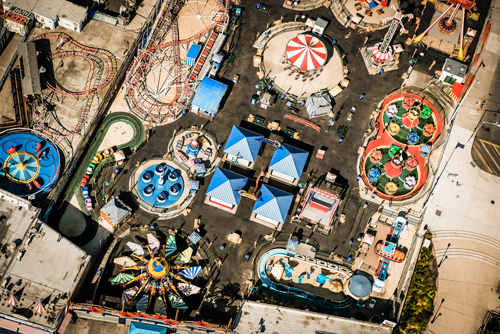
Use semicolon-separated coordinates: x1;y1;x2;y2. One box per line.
117;234;203;314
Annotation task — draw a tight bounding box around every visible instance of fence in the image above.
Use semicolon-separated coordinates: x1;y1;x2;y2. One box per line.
252;22;307;49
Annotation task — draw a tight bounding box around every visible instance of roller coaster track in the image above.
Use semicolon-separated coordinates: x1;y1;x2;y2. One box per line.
30;32;117;138
125;0;229;122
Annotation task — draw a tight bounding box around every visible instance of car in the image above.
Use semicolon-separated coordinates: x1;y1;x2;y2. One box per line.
367;299;376;309
175;150;188;162
80;174;90;187
251;94;259;105
233;74;240;83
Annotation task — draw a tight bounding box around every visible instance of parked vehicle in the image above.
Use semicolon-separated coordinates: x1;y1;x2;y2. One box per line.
81;186;89;199
233;74;240;83
347;106;356;121
80;174;90;187
85;198;93;212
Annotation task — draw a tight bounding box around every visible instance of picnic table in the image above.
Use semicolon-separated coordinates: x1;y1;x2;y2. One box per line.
257;3;272;14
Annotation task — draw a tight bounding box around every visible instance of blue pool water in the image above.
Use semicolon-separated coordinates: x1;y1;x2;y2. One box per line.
137;165;184;207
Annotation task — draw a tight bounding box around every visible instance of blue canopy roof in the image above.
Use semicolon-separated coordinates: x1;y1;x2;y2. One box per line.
206;167;248;205
253;184;293;223
191;77;228;115
129;322;168;334
223;126;264;163
186;44;202;66
269;144;309;179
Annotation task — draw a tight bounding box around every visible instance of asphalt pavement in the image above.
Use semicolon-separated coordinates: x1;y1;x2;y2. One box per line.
99;0;423;306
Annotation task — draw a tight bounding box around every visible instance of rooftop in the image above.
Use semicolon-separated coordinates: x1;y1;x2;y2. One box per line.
252;184;293;223
0;189;90;330
100;196;132;225
58;1;87;22
32;0;64;19
191;77;228;114
269;143;309;179
233;301;394;334
206;167;247;205
223;126;263;163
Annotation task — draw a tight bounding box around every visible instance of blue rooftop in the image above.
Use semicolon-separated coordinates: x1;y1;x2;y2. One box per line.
253;184;293;223
206;167;248;205
191;77;228;115
269;144;309;179
224;126;264;163
129;322;168;334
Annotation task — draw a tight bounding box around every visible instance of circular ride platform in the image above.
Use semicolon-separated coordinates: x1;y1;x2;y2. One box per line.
262;30;344;98
0;129;61;199
131;158;191;214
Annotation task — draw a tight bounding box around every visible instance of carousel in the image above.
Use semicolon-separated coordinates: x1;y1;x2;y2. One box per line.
284;33;329;81
0;129;61;199
114;234;203;317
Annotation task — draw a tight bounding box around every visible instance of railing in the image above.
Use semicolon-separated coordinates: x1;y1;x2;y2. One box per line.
252;22;307;49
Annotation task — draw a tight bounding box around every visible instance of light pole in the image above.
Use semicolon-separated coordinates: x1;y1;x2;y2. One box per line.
438;243;451;268
467;121;500;143
431;298;445;323
102;181;110;202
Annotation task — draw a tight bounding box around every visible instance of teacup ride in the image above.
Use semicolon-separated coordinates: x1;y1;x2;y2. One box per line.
368;168;381;182
142;170;153;183
420;105;433;119
402;97;415;110
405;157;418;171
385;181;399;195
388;145;401;158
423;124;435;137
157;191;168;204
386;104;398;118
143;184;155;197
168;169;179;182
387;122;401;136
155;164;166;176
370;150;383;164
407;133;420;145
403;176;417;190
169;183;181;196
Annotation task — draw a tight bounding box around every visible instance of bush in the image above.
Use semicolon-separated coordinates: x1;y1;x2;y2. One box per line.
394;245;437;334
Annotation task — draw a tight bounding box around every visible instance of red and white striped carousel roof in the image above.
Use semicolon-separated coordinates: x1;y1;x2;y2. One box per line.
286;34;327;71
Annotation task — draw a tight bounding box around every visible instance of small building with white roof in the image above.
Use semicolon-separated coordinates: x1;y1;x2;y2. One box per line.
58;1;87;32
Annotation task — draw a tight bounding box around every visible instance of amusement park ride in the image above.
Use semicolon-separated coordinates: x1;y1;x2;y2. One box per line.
372;215;407;293
362;7;413;73
116;234;203;315
413;0;475;61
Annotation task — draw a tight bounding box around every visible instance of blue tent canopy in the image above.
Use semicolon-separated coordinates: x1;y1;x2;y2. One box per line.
223;126;264;163
206;167;248;205
129;322;168;334
269;143;309;179
191;77;228;116
253;184;293;223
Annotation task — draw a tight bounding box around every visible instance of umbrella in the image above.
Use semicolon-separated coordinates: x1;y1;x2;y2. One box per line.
135;294;149;313
8;295;18;307
165;235;177;257
111;273;135;285
113;256;137;267
168;293;188;310
147;234;161;254
126;241;145;257
174;248;193;264
179;266;202;280
35;303;45;314
285;34;327;71
154;298;167;315
177;283;201;296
